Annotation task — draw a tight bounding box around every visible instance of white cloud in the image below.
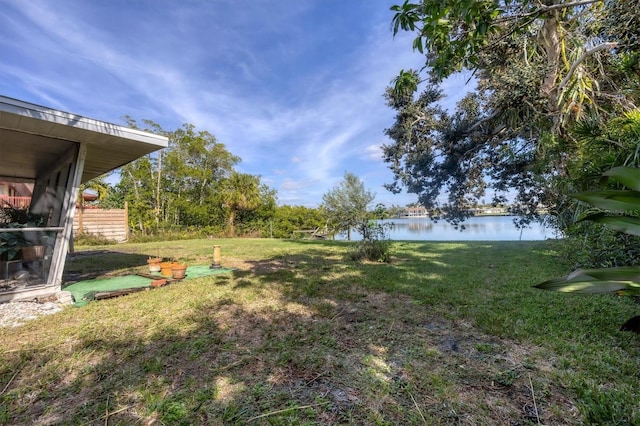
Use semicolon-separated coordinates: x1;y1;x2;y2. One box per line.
364;144;384;161
1;0;436;207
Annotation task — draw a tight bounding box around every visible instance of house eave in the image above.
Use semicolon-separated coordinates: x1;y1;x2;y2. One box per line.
0;95;168;183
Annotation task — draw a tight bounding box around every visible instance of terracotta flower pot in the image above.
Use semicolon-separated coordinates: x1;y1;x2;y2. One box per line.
160;262;176;277
171;263;187;279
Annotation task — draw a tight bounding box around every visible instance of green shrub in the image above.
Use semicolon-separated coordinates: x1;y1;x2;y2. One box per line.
349;221;393;262
562;221;640;268
127;224;226;243
73;232;116;246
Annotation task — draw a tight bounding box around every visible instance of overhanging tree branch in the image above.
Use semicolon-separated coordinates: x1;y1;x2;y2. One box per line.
557;42;618;93
495;0;603;24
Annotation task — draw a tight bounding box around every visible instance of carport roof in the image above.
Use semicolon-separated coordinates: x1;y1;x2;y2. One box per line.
0;96;168;183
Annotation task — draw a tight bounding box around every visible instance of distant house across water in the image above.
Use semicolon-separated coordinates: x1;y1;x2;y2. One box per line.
404;206;428;217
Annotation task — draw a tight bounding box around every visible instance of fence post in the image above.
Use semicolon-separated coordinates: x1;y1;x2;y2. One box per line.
124;201;129;241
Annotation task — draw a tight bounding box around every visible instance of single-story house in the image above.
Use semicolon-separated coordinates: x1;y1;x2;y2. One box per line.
0;95;167;302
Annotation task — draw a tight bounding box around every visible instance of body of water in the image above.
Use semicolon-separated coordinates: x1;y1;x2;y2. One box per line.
337;216;557;241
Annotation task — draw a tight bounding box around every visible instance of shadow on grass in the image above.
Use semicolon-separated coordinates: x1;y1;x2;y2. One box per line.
63;250;151;281
4;240;637;424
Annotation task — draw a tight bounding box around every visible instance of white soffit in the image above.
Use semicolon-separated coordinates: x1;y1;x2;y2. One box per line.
0;96;168;182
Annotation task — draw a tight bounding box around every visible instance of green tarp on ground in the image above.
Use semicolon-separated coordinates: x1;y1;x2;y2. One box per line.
63;265;232;306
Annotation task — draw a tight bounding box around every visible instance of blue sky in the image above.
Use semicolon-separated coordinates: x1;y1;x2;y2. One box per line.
0;0;472;207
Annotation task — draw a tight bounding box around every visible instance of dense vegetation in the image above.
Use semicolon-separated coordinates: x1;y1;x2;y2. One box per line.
91;152;392;242
383;0;640;268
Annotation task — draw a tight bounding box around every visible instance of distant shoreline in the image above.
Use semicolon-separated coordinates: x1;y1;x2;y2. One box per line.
394;211;548;219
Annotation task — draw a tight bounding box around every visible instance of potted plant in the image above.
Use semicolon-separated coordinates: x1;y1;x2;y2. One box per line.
0;205;48;262
0;230;25;279
171;263;188;279
147;257;163;273
160;261;176;277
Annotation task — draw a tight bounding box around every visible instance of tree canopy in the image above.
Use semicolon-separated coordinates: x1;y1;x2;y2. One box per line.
111;120;277;236
321;172;375;240
384;0;640;226
221;172;264;237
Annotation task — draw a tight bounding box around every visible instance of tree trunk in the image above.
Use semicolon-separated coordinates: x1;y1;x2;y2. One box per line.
155;152;162;226
539;9;561;130
228;211;236;237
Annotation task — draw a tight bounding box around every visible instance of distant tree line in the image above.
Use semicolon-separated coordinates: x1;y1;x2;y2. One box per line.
88;121;403;240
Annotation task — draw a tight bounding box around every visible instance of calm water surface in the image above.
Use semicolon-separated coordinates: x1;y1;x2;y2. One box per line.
339;216;558;241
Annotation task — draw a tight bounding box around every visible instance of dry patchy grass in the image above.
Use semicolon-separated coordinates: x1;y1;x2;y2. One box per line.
1;239;638;425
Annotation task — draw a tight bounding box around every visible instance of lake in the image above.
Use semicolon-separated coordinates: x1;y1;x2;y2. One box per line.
337;215;558;241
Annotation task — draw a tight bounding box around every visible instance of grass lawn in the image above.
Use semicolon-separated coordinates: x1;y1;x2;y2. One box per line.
1;238;638;425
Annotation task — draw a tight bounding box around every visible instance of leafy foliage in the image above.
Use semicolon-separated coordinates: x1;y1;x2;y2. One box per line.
270;205;326;239
536;166;640;332
0;206;48;260
73;232;116;246
561;223;640;269
78;177;109;209
0;205;47;226
163;124;239;227
220;172;265;237
321;172;375;240
391;0;502;80
553;110;640;267
385;0;639;227
349;220;393;263
111;120;277;237
0;231;23;261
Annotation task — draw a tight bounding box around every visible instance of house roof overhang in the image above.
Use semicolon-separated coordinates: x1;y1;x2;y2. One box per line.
0;96;168;183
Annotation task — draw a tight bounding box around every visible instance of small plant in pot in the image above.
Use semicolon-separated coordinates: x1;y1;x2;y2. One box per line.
0;230;24;262
160;261;176;277
1;205;48;263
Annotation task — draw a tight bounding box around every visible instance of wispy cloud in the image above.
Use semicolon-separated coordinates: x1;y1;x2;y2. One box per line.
1;0;432;207
364;144;384;161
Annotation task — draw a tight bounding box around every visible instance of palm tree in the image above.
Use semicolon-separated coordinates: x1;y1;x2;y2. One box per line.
220;172;261;237
70;177;110;253
77;178;109;208
76;177;109;231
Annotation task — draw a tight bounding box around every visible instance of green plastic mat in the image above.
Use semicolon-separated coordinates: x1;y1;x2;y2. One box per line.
63;265;232;306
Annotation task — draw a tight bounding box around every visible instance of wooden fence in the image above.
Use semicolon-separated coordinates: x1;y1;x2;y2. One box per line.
73;204;128;242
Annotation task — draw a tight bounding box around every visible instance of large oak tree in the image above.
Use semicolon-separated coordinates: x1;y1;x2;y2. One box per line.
384;0;639;226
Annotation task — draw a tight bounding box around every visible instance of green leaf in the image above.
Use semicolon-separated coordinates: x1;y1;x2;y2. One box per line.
604;166;640;191
535;279;632;294
577;213;640;237
566;266;640;283
413;37;424;53
571;190;640;213
536;266;640;294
